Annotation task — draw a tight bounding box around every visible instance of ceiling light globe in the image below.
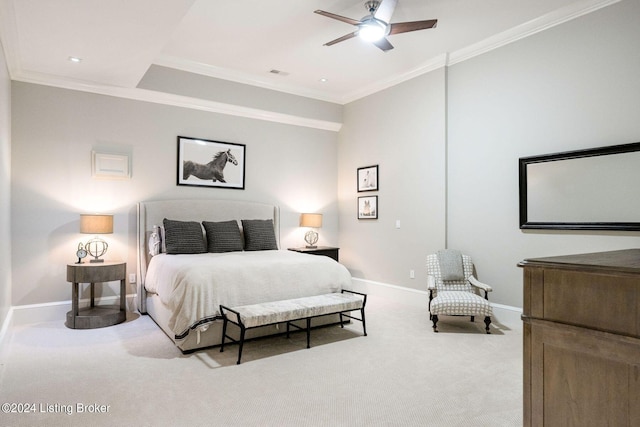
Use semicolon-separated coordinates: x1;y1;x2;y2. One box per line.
359;21;386;42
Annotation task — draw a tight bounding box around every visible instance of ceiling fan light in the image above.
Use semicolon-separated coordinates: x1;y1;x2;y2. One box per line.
358;21;386;42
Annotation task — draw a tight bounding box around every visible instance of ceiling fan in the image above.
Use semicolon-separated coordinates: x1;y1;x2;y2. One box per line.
314;0;437;52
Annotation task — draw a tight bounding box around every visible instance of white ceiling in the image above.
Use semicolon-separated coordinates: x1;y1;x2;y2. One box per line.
0;0;620;104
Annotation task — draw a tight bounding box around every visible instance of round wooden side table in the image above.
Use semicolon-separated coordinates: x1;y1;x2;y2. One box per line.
65;261;127;329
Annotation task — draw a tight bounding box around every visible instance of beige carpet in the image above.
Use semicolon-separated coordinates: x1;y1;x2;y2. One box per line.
0;293;522;426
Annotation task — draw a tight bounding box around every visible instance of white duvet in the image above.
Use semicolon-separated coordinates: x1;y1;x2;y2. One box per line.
144;250;352;338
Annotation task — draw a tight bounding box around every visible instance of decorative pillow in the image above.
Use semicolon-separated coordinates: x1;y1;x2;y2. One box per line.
148;225;161;257
437;249;465;281
202;220;243;253
242;219;278;251
162;218;207;255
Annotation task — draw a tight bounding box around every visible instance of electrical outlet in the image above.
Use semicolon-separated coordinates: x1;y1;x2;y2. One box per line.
409;270;415;279
129;273;136;284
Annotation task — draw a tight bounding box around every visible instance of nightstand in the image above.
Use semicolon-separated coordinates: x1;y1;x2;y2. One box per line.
65;261;127;329
288;246;339;262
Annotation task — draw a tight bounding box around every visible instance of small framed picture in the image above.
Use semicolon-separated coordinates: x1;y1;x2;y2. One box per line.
358;196;378;219
357;165;378;192
177;136;246;189
92;151;130;180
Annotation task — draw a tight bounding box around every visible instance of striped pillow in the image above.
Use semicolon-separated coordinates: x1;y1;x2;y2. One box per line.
202;220;243;253
242;219;278;251
162;218;206;254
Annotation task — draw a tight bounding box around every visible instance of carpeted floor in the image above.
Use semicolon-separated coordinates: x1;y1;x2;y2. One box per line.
0;292;522;426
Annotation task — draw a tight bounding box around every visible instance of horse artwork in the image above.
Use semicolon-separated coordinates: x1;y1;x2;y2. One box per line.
362;200;371;216
177;136;246;189
357;165;379;192
358;196;378;219
183;149;238;183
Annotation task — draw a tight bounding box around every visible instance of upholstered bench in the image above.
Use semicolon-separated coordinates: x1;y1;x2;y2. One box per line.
220;290;367;364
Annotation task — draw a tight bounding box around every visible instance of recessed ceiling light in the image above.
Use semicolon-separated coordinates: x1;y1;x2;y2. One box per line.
68;56;82;63
319;78;328;83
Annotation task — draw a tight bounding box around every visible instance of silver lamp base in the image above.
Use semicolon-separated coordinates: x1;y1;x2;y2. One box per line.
86;237;108;263
304;230;319;248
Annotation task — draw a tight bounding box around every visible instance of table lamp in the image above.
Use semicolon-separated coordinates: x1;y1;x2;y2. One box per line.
300;213;322;248
80;214;113;263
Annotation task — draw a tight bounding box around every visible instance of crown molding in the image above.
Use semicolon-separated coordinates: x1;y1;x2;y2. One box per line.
155;52;449;105
0;0;21;78
154;0;621;104
12;70;342;132
448;0;622;65
340;54;449;103
2;0;621;112
154;55;345;104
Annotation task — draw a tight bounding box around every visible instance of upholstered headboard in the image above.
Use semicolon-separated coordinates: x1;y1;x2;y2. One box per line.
136;199;280;312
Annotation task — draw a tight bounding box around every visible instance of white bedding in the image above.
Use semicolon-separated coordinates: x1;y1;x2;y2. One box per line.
145;250;352;338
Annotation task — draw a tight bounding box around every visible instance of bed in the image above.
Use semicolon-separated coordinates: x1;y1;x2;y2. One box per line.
137;199;353;352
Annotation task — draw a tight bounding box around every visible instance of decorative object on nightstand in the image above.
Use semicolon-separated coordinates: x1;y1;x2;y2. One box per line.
80;214;113;263
65;261;127;329
288;246;339;262
300;213;322;248
75;242;88;264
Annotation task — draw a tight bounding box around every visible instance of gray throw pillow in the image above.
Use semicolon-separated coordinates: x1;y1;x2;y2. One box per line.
242;219;278;251
202;220;243;253
162;218;207;254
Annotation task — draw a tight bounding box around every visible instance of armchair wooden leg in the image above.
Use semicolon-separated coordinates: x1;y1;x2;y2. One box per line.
484;316;491;334
432;315;439;332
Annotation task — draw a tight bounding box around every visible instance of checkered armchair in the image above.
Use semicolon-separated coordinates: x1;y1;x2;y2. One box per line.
426;250;492;333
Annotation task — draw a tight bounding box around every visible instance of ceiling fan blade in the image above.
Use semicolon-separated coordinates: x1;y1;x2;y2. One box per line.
314;10;361;26
372;37;394;52
373;0;398;23
324;32;358;46
389;19;438;35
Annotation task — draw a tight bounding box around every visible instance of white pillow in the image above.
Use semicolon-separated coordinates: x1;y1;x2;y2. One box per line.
148;225;161;257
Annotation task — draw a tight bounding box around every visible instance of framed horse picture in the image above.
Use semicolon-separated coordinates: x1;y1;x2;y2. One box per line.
358;196;378;219
357;165;378;192
177;136;246;189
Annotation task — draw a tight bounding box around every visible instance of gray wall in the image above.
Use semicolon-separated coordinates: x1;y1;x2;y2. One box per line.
11;82;340;306
6;0;640;312
338;69;447;289
447;0;640;307
339;0;640;308
0;41;11;327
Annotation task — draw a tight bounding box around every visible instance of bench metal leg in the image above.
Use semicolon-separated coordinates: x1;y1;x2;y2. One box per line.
306;318;311;348
220;316;228;353
237;326;246;364
361;307;367;336
219;305;248;364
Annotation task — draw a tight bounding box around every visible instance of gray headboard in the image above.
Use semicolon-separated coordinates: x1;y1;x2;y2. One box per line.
136;199;280;313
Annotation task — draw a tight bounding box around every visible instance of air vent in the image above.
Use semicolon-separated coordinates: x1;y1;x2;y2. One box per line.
269;69;289;76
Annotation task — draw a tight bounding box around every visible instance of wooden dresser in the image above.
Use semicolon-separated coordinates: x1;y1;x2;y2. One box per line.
519;249;640;427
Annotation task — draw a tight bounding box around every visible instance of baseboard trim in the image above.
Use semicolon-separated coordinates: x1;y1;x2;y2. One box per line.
3;279;523;335
0;308;14;360
8;294;138;327
350;277;523;325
